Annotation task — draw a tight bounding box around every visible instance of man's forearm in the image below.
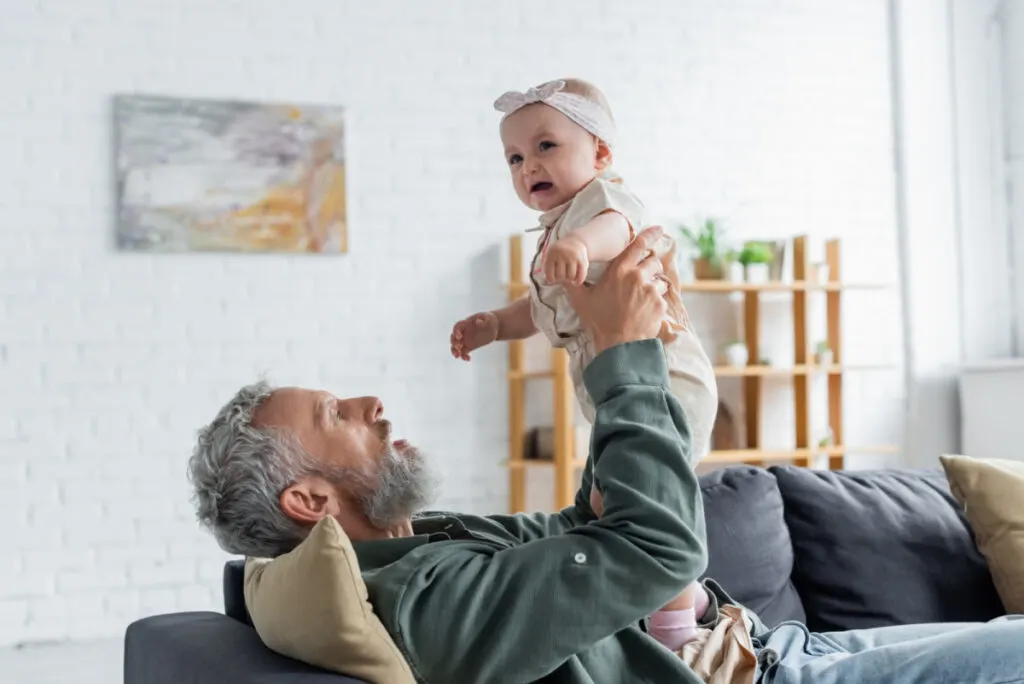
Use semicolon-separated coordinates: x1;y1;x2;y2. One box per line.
494;295;537;341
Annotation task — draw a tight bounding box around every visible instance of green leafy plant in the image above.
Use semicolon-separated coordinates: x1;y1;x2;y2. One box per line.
738;241;774;265
815;340;830;355
679;218;723;263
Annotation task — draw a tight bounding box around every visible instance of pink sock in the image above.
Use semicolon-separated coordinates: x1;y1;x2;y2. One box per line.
649;608;699;651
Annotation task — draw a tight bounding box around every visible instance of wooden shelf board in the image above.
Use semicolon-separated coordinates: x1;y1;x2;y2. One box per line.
504;282;890;295
714;363;894;377
503;445;899;469
677;281;891;293
508;370;556;380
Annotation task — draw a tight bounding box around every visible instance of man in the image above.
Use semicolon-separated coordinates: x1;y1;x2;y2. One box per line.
189;227;1022;683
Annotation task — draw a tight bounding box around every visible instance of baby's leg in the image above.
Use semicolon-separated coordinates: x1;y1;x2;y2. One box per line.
665;328;718;464
660;581;696;611
650;582;704;651
568;337;598;424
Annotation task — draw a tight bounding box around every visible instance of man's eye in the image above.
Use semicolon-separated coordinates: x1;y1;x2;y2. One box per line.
508;154;523;165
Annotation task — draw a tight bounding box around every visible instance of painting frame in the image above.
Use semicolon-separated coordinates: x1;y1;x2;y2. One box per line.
114;92;348;254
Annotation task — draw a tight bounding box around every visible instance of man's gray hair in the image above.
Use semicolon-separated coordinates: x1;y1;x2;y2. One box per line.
187;380;312;558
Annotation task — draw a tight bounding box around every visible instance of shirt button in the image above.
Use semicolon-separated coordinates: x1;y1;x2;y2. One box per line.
574;552;587;564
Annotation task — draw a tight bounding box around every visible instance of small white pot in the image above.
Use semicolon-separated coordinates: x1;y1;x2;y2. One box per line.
816;349;834;366
727;261;744;282
745;263;770;283
722;343;749;367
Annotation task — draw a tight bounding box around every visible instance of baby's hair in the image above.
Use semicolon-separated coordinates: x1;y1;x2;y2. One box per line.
558;78;615;125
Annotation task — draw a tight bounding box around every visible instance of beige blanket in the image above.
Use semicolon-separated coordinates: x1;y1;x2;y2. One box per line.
678;605;758;684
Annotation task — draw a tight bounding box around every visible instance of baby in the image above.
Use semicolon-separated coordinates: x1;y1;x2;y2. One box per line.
449;78;718;650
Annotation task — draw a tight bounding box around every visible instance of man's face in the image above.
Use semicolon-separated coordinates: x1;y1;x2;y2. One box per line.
253;388;435;531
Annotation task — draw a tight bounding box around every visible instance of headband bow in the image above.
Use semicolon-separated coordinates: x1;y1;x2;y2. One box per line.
492;79;617;149
493;80;567;114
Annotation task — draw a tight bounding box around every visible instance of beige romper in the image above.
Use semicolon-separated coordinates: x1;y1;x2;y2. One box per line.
527;172;718;462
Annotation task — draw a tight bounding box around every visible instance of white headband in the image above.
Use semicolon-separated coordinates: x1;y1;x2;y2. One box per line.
493;79;617;149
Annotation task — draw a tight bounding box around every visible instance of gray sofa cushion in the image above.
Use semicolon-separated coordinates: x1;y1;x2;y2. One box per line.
125;612;361;683
772;466;1005;631
699;466;806;627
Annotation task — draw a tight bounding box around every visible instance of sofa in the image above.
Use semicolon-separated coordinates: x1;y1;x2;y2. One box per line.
123;465;1006;683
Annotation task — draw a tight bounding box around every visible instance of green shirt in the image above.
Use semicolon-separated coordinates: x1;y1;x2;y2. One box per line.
354;339;768;683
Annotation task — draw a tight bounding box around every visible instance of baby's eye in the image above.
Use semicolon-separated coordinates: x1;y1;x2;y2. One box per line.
539;140;556;151
508;154;523;166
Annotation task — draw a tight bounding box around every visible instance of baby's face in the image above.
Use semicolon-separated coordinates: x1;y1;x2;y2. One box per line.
500;103;608;212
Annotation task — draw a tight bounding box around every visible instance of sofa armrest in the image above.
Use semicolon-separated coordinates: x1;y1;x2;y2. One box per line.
124;611;367;684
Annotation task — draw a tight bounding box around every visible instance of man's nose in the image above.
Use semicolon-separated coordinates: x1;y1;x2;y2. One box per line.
358;396;384;423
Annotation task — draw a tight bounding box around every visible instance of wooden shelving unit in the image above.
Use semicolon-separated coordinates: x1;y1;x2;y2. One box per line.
503;233;897;513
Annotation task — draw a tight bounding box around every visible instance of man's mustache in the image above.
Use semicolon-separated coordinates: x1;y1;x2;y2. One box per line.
376;419;392;441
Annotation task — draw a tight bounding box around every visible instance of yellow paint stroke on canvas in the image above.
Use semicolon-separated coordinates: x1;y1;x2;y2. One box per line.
196;136;347;253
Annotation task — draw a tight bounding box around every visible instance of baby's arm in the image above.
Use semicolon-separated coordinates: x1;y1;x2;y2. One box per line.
570;210;632;261
544;211;632;285
493;295;538;341
451;296;536;361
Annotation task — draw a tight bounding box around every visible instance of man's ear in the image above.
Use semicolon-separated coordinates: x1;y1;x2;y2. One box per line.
280;476;342;525
595;139;613;170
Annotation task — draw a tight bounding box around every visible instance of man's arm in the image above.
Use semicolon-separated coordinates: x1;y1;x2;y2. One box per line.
482;474;597;540
387;340;707;682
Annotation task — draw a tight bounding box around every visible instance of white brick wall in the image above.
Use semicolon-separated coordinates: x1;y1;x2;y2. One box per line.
0;0;904;646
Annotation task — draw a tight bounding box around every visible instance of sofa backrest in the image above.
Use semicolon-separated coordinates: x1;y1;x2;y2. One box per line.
224;559;250;626
222;466;1006;633
770;465;1004;631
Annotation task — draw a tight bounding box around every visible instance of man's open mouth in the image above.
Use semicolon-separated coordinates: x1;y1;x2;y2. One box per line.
530;181;553;193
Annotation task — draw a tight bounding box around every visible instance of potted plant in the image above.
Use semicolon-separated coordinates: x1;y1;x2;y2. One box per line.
720;340;749;367
679;218;723;280
739;241;774;283
814;340;833;366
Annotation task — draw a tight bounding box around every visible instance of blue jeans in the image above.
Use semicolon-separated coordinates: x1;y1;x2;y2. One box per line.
756;615;1024;684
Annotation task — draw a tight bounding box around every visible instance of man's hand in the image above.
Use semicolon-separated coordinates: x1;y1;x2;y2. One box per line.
450;311;500;360
543;235;589;286
564;225;669;355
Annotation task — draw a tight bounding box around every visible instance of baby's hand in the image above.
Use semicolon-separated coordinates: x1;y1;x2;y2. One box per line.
450;311;500;361
543;236;589;286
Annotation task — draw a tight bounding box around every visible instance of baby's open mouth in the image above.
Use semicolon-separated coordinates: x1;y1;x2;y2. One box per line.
530;181;553;193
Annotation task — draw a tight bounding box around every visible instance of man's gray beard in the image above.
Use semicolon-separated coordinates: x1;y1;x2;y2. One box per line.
330;444;439;530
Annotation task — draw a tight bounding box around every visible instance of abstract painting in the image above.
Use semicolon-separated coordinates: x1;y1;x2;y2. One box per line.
115;93;347;253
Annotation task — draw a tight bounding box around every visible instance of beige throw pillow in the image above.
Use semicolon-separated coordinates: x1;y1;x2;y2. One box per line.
243;516;416;684
940;453;1024;613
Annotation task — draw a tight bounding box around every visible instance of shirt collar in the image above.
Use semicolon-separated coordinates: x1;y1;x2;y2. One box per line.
351;514;465;570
